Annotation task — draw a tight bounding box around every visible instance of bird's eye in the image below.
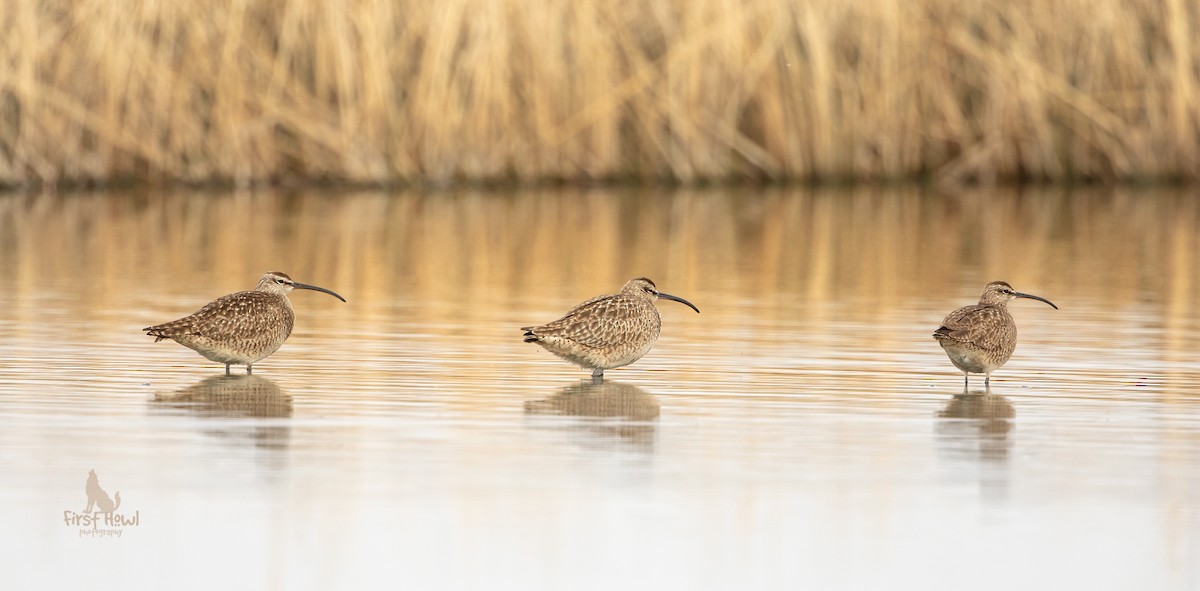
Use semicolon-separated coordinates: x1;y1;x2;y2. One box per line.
276;279;287;284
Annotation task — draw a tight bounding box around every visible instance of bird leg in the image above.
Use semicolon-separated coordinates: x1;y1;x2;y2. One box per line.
225;364;232;375
591;368;604;382
247;364;253;375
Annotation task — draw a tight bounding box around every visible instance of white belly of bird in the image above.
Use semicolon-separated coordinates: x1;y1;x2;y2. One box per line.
941;342;992;374
183;335;284;366
603;339;656;370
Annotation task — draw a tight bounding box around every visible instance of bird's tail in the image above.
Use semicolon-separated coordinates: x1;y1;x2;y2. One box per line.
521;327;539;343
144;327;169;342
144;320;198;342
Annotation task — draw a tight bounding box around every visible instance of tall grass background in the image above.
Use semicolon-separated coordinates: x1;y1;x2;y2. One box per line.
1;0;1198;187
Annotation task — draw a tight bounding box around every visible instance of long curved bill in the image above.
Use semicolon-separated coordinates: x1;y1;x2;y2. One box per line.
294;282;347;302
1014;291;1057;310
657;292;700;313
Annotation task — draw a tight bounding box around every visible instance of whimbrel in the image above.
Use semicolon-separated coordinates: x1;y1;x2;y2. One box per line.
144;271;345;373
933;280;1057;388
522;277;699;379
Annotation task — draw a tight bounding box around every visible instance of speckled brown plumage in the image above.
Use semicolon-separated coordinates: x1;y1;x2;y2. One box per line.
144;271;345;373
933;280;1057;388
522;277;699;378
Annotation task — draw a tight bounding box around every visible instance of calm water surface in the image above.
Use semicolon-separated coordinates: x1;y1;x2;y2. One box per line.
1;188;1198;590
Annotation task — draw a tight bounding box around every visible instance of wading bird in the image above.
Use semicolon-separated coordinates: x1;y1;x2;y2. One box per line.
522;278;699;379
145;271;345;373
933;280;1057;388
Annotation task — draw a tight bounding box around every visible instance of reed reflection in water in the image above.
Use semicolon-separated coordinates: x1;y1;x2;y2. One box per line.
0;186;1198;590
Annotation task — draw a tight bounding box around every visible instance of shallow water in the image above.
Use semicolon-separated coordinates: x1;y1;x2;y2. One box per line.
1;187;1198;590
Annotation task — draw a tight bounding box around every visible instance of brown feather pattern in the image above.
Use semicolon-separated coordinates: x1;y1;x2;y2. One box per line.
932;280;1055;383
144;271;344;372
933;303;1017;374
145;290;295;366
522;279;671;374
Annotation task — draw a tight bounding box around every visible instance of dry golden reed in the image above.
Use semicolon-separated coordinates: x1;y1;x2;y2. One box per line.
1;0;1198;186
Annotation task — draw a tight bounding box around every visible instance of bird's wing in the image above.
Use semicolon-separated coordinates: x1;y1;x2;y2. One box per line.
145;291;283;340
525;294;646;349
933;305;1012;350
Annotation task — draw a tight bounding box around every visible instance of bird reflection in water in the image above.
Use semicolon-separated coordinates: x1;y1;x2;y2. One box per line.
524;379;660;450
151;374;292;450
935;389;1015;500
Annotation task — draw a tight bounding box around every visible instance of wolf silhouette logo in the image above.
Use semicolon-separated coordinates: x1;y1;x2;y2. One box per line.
83;469;121;514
